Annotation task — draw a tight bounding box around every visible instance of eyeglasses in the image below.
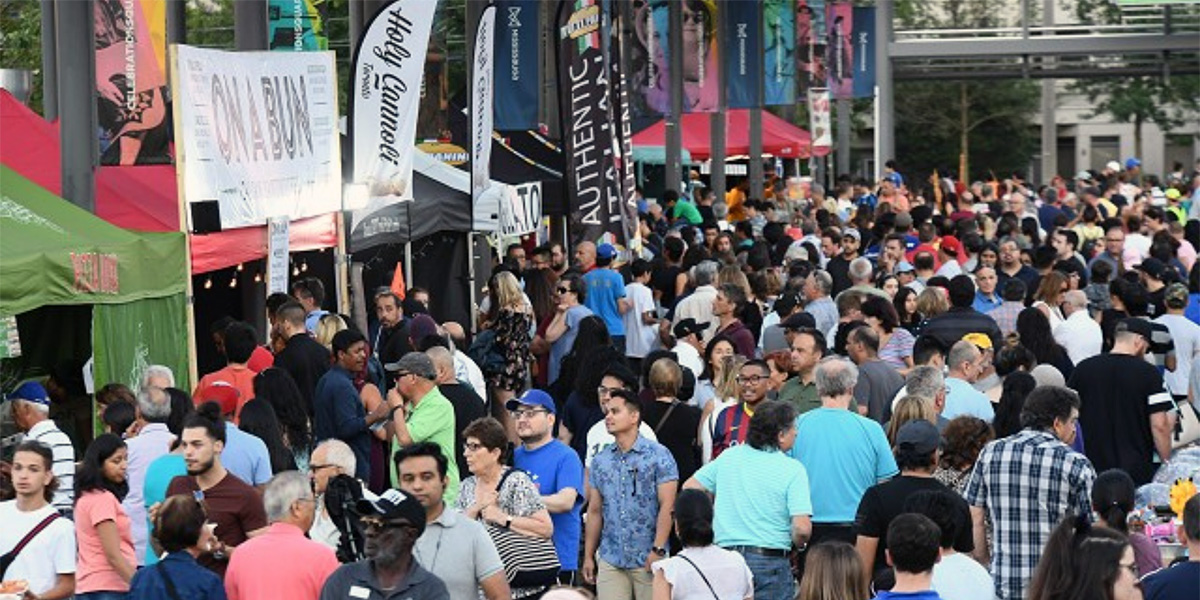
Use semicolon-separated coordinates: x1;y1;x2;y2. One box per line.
736;374;768;385
464;441;488;452
309;463;338;472
597;385;621;396
557;287;573;294
512;408;549;420
1105;237;1124;243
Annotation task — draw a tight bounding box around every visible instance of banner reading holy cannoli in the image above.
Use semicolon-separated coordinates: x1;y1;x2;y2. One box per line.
472;5;496;202
763;0;795;106
557;0;627;248
494;0;540;130
826;0;853;98
268;0;330;51
722;0;761;109
95;0;170;165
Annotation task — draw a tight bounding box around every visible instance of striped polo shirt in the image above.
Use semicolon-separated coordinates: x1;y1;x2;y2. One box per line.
27;419;75;513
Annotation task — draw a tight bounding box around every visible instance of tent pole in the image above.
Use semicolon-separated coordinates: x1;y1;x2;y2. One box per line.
167;44;199;390
664;0;684;194
466;233;477;335
405;241;414;290
747;2;765;201
335;211;350;316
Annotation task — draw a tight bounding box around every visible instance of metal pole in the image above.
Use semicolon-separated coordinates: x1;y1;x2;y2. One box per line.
349;0;364;51
234;0;269;51
1040;0;1056;183
875;0;894;178
466;0;484;335
166;0;186;45
748;1;764;201
709;0;727;199
836;98;851;177
665;0;684;194
39;0;57;121
56;0;96;212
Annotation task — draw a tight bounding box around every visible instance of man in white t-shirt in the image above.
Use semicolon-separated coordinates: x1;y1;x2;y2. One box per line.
1155;283;1200;398
0;441;76;599
905;488;992;600
623;259;661;375
1054;290;1103;365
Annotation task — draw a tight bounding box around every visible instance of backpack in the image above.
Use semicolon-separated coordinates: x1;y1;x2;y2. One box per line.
467;329;506;377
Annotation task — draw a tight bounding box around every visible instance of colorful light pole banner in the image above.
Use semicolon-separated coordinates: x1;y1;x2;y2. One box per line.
796;0;826;95
350;0;440;206
763;0;795;106
809;88;832;149
825;0;853;99
851;6;875;99
95;0;170;165
493;0;540;130
723;0;761;109
556;0;627;248
472;5;496;203
268;0;330;51
627;0;720;115
171;45;342;231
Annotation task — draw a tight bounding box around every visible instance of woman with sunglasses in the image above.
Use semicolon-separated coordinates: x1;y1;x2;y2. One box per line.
128;495;223;600
74;433;137;600
456;417;554;598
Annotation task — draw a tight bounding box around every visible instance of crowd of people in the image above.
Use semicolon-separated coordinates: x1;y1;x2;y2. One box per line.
3;158;1200;600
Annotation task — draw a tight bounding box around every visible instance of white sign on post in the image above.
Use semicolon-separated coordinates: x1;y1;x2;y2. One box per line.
499;182;542;237
267;217;290;296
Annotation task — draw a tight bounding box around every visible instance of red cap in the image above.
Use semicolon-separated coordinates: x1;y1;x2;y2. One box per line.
939;235;962;255
194;381;239;416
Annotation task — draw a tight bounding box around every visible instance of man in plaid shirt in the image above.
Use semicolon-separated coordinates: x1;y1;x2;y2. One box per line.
963;385;1096;600
987;278;1027;338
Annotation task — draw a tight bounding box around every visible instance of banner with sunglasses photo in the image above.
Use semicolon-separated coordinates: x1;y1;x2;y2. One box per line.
627;0;719;116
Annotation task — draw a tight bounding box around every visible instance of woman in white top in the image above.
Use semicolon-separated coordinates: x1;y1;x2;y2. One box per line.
1031;271;1070;331
651;489;752;600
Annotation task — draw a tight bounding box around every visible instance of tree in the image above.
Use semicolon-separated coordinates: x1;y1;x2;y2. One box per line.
0;0;46;114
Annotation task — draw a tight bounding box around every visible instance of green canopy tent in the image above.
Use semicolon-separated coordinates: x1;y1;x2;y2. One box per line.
0;165;190;392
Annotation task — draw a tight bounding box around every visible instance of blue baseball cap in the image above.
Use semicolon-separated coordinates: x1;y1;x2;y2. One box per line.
506;388;557;415
1125;157;1141;170
9;381;50;406
596;243;617;260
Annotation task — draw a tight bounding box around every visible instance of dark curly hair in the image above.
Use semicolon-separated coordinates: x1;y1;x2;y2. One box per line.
939;416;994;471
746;400;797;451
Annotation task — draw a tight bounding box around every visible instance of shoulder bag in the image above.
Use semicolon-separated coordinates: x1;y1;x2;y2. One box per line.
1170;395;1200;450
677;554;721;600
481;468;561;588
0;511;59;578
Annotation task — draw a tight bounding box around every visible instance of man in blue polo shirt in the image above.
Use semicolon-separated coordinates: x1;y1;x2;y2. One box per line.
685;400;812;600
583;243;631;353
509;389;585;584
787;357;897;581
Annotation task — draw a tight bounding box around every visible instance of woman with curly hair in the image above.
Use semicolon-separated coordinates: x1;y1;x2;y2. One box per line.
933;416;994;494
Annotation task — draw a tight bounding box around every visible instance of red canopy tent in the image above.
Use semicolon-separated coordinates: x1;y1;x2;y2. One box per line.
0;90;337;274
631;108;829;160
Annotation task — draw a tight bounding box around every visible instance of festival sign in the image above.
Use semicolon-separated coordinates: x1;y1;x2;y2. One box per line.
809;88;832;149
499;182;543;237
826;0;853;99
852;6;876;99
796;0;826;95
627;0;718;116
722;0;761;109
268;0;330;51
95;0;170;165
472;5;497;203
493;0;540;130
609;0;640;253
171;45;341;231
763;0;796;106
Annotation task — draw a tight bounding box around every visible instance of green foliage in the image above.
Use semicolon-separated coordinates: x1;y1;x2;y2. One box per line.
0;0;45;114
1074;75;1200;133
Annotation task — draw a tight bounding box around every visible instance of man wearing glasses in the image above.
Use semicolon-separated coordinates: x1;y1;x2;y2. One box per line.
545;273;593;387
709;359;773;461
384;353;460;504
510;389;585;585
319;489;449;600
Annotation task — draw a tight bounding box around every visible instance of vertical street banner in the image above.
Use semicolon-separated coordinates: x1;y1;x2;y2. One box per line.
556;0;626;248
723;0;761;109
809;88;832;150
796;0;826;96
825;0;853;99
851;6;876;99
763;0;795;106
351;0;439;206
268;0;330;51
472;5;497;203
493;0;540;130
94;0;170;165
609;0;641;253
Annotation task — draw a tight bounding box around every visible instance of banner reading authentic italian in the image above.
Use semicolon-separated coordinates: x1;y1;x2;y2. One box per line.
472;5;496;203
95;0;170;165
171;45;342;230
764;0;795;106
351;0;439;205
722;0;761;109
826;0;853;99
852;6;876;99
494;0;540;130
609;0;641;253
268;0;330;51
556;0;626;248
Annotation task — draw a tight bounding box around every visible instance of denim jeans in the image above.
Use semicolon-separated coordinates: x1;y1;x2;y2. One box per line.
738;551;794;600
76;592;129;600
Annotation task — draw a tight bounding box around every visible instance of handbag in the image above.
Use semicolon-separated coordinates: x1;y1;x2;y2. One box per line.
1170;396;1200;449
482;469;561;588
677;554;721;600
0;512;58;578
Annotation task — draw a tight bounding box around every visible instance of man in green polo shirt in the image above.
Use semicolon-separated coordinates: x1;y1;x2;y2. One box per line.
775;327;856;415
386;352;460;504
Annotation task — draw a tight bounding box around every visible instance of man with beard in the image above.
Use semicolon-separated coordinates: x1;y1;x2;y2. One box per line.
319;489;449;600
315;330;395;482
373;289;411;378
164;402;268;578
510;389;585;584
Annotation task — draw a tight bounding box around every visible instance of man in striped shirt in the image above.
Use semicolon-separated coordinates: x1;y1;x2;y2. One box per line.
10;381;75;514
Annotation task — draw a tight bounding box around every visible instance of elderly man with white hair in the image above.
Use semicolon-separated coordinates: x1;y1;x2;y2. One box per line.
308;439;378;552
139;364;175;393
1053;290;1103;365
8;381;74;513
835;257;891;303
225;471;340;600
124;386;176;563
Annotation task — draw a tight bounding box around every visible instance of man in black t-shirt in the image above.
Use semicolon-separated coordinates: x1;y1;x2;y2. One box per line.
1068;317;1175;485
854;420;972;589
424;346;486;479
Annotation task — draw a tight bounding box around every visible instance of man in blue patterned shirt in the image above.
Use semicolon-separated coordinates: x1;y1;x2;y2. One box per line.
582;389;678;600
963;385;1096;600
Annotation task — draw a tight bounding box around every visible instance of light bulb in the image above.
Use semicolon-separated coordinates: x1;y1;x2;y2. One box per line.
204;277;212;289
229;277;238;288
236;263;244;271
254;272;262;283
300;261;308;273
292;265;300;277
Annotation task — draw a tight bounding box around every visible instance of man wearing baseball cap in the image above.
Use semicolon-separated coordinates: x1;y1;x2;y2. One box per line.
935;235;964;278
319;488;448;599
509;390;585;583
8;381;75;512
385;352;459;504
669;318;708;377
1068;317;1175;485
583;242;630;354
1154;283;1200;403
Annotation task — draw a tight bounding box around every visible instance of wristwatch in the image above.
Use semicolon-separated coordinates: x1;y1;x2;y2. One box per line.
651;546;667;557
504;516;513;529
